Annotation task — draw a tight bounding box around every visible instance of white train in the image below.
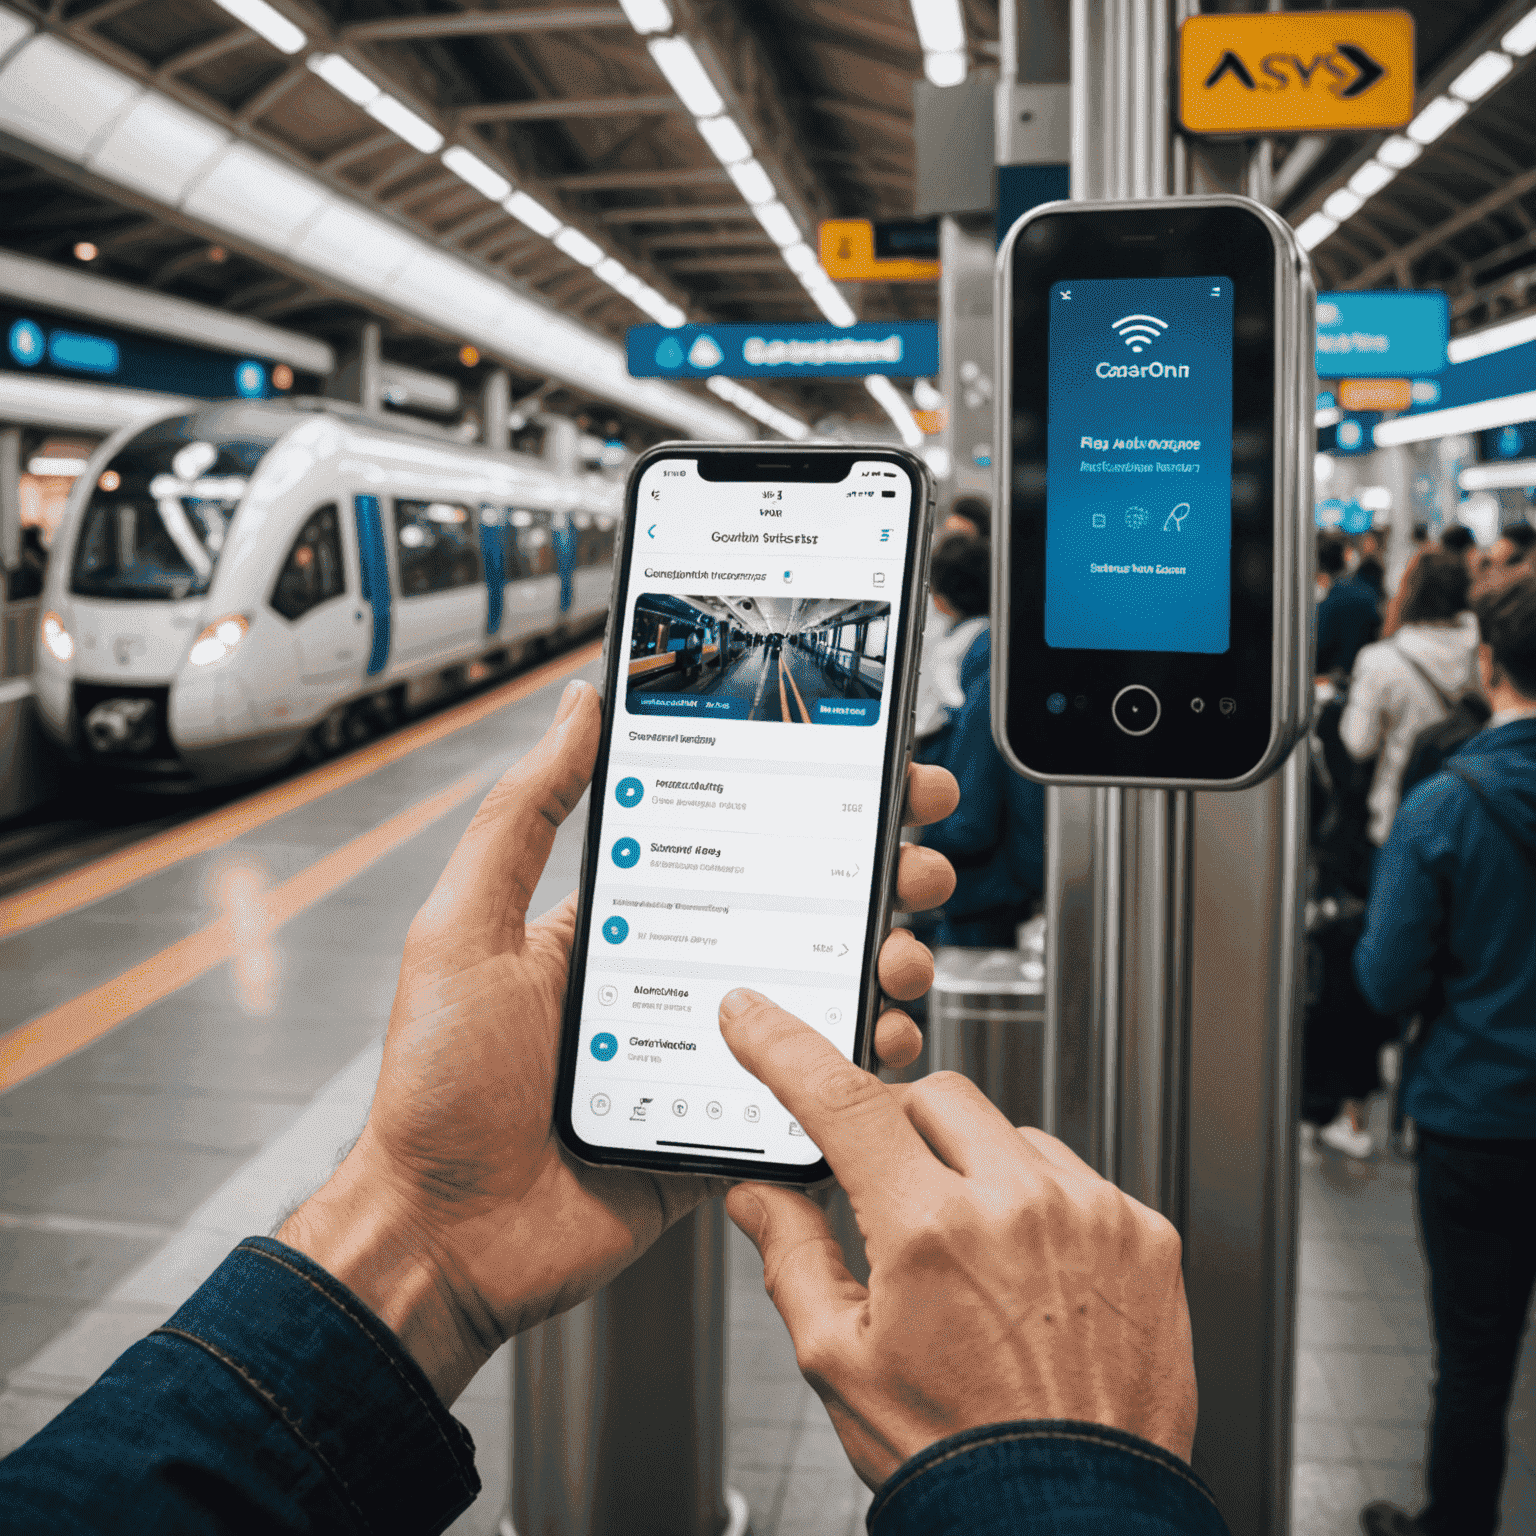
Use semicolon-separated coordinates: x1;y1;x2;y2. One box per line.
33;399;620;787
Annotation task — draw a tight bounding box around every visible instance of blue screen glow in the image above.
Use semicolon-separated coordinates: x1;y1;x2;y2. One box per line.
1045;275;1234;655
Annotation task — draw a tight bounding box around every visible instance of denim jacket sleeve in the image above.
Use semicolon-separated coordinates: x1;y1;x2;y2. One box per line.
869;1421;1231;1536
0;1236;480;1536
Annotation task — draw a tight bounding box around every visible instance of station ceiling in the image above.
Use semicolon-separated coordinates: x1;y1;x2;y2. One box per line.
2;0;1533;441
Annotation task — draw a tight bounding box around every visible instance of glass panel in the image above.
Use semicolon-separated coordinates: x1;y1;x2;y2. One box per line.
393;499;481;596
270;504;345;621
70;414;277;601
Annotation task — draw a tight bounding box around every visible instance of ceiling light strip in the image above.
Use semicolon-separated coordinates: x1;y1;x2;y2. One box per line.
0;32;745;438
1372;388;1536;447
303;52;686;329
614;5;855;329
864;375;924;449
910;0;967;87
1295;4;1534;253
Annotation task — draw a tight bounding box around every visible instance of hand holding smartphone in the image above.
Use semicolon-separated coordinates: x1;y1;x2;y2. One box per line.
556;445;934;1183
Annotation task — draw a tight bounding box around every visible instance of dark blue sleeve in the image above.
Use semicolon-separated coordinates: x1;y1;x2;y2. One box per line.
869;1421;1230;1535
1315;593;1342;675
0;1237;479;1536
919;653;1005;864
1354;779;1456;1017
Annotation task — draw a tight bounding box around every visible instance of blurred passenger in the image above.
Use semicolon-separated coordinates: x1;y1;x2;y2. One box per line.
1412;521;1431;550
942;494;989;541
1352;527;1386;602
1489;520;1535;571
1438;523;1476;563
0;686;1225;1536
916;534;1045;947
1354;573;1536;1536
1341;549;1477;849
5;524;48;601
1315;530;1380;678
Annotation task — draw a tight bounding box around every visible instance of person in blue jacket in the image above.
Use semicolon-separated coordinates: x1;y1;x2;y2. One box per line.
1315;529;1381;677
1353;573;1536;1536
0;682;1227;1536
916;533;1046;947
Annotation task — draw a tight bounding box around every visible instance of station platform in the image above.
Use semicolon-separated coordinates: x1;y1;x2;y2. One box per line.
0;651;1530;1536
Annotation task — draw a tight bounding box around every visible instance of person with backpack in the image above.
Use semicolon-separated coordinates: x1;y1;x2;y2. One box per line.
1340;550;1480;851
1352;573;1536;1536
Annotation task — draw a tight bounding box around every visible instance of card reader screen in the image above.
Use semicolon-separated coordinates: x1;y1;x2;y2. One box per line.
1045;275;1234;654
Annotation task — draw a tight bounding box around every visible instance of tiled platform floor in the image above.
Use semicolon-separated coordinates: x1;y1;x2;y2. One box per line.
1;656;1531;1534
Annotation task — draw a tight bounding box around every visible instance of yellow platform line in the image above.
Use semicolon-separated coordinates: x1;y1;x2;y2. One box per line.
0;641;600;939
0;769;490;1093
782;656;812;724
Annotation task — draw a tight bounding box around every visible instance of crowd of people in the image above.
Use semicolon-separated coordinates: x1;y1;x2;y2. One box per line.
1303;515;1536;1536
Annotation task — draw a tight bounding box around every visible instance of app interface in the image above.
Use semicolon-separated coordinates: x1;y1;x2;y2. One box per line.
571;459;913;1166
1045;275;1234;654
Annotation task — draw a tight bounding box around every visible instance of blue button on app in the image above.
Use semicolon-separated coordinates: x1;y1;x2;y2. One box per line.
602;915;629;945
614;776;644;808
612;837;640;868
590;1032;617;1061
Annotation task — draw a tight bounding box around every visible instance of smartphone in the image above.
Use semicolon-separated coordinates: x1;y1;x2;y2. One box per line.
992;196;1314;789
555;444;933;1183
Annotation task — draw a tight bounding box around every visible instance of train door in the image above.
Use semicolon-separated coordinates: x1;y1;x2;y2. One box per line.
271;503;360;693
551;513;577;617
499;509;561;645
354;494;391;675
385;497;485;669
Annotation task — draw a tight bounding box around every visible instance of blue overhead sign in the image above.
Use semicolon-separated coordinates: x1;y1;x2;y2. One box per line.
627;322;939;379
1315;290;1448;379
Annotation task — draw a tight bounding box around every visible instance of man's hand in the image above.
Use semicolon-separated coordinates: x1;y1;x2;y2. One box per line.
718;990;1197;1489
279;680;959;1403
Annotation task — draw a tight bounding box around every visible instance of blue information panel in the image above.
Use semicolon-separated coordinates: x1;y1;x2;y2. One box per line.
1045;274;1234;656
1316;291;1448;380
627;321;938;379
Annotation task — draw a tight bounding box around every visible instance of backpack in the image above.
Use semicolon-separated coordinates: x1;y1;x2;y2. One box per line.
1392;642;1488;805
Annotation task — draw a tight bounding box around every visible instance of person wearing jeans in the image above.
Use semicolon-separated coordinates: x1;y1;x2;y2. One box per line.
1353;574;1536;1536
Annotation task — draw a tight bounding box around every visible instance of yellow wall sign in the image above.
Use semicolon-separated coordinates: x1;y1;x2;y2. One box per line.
1179;11;1415;135
819;220;941;283
1339;378;1412;412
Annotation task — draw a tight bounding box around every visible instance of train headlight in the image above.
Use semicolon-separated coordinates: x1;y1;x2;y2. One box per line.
41;611;74;662
188;613;249;667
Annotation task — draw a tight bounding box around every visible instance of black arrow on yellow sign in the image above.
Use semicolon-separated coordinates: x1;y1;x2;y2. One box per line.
1203;41;1389;97
1335;43;1387;98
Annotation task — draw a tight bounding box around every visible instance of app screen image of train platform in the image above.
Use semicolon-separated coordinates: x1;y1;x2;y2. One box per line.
1045;274;1234;654
625;594;890;725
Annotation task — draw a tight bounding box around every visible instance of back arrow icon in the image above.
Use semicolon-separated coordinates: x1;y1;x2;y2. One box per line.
1334;42;1386;99
647;523;656;538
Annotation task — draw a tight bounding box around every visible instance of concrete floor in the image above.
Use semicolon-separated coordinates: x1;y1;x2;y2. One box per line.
1;654;1530;1535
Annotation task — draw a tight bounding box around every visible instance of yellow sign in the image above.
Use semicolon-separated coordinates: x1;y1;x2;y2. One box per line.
1179;10;1414;135
820;220;941;283
1339;378;1411;412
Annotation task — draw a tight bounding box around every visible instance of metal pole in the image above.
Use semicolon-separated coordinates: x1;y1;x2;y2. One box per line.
483;368;511;451
359;323;383;418
1041;5;1305;1532
506;1202;747;1536
0;427;21;575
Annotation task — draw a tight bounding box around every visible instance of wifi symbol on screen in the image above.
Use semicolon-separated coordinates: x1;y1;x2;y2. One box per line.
1112;313;1169;353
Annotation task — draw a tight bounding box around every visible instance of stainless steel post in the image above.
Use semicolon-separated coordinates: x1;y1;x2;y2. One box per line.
505;1201;747;1536
483;368;511;451
1036;4;1306;1531
359;322;383;418
937;216;996;510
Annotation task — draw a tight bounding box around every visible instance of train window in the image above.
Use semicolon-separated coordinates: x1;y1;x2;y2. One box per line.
503;509;556;580
270;504;345;622
70;414;277;602
393;499;482;596
574;513;616;568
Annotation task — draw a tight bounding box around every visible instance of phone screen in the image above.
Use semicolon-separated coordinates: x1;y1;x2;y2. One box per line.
561;452;920;1174
1045;275;1234;654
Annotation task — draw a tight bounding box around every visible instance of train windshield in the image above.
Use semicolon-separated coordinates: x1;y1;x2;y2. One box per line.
71;414;280;601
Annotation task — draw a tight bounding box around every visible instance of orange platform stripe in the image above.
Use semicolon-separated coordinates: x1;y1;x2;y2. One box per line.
0;642;599;939
0;770;489;1093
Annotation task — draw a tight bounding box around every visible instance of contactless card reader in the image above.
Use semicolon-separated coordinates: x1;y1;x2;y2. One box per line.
992;196;1314;790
